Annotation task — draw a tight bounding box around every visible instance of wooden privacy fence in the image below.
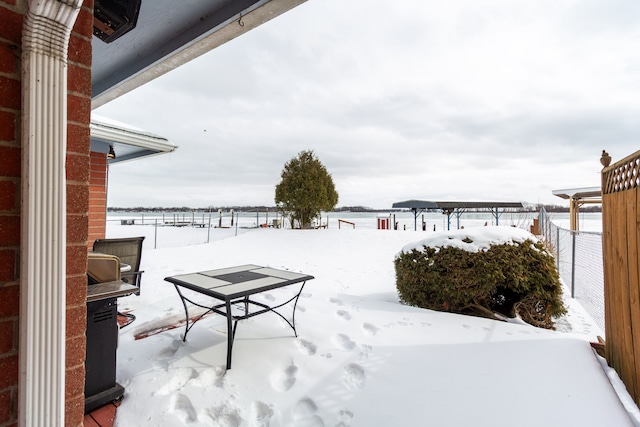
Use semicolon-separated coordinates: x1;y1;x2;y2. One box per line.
601;149;640;408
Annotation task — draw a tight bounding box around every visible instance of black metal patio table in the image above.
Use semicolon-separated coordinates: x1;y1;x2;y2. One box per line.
164;264;314;369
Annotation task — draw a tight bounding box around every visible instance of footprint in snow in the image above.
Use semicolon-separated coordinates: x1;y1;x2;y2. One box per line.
336;408;354;427
270;363;298;392
333;334;356;351
189;365;226;388
263;293;276;302
157;367;197;395
292;398;324;427
301;292;312;298
329;297;343;306
296;338;317;356
169;393;197;423
343;363;366;391
200;404;242;427
361;323;379;336
336;310;351;321
249;401;274;427
359;344;372;360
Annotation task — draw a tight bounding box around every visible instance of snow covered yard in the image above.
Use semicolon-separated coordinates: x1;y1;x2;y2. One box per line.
113;227;639;426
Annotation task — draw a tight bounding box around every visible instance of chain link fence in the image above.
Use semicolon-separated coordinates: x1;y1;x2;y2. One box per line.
538;208;604;332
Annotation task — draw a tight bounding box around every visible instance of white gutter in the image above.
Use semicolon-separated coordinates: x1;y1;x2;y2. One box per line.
20;1;82;426
90;120;176;153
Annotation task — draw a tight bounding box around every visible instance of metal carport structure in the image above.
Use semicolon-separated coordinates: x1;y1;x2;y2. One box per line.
392;200;524;230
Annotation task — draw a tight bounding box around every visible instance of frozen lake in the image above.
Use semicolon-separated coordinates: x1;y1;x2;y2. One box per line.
105;210;601;249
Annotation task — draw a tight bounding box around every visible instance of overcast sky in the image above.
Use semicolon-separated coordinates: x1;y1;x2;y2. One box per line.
94;0;640;209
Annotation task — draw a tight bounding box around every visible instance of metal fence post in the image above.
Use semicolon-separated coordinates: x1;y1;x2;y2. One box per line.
154;219;158;249
536;207;605;332
556;230;560;270
571;231;576;298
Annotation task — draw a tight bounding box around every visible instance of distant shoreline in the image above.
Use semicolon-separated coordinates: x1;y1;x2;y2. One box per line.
107;204;601;214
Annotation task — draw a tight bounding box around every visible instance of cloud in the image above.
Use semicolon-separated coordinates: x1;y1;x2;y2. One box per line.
96;0;640;208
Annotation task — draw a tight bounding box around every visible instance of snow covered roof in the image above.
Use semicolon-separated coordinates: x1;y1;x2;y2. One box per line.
90;114;177;164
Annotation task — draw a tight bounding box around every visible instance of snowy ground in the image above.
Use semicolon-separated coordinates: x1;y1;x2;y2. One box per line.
112;227;640;426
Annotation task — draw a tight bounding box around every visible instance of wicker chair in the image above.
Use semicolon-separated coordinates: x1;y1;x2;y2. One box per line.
92;236;145;294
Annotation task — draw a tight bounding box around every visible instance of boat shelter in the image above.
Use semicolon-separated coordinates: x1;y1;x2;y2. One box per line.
392;200;524;230
552;187;601;231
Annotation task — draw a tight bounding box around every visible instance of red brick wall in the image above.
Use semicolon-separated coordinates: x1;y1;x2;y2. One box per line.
88;152;108;248
67;3;94;426
0;1;24;424
0;1;94;426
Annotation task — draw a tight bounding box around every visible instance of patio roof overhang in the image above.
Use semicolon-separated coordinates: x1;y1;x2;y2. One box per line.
92;0;307;109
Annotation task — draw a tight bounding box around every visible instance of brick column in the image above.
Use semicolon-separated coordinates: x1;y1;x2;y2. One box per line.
66;3;93;425
88;152;108;247
0;2;26;425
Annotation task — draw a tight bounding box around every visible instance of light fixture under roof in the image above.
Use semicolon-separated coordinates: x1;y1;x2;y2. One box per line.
93;0;142;43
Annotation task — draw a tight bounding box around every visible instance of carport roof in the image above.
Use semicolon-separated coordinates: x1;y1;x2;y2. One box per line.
392;200;524;210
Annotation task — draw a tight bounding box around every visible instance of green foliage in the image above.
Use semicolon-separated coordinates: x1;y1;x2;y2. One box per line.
394;239;567;328
275;150;339;228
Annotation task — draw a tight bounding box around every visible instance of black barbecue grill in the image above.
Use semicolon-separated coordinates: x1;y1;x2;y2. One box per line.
85;252;138;413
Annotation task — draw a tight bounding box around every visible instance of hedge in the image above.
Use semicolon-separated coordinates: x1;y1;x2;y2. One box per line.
394;228;566;328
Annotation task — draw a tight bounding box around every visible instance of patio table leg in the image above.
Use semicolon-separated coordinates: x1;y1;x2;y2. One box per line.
174;284;191;342
226;300;233;369
291;281;306;337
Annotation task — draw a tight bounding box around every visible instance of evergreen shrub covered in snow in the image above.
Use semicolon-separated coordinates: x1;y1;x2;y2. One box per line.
394;227;566;328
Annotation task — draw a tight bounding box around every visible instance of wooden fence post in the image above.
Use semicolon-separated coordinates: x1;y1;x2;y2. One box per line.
601;149;640;408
